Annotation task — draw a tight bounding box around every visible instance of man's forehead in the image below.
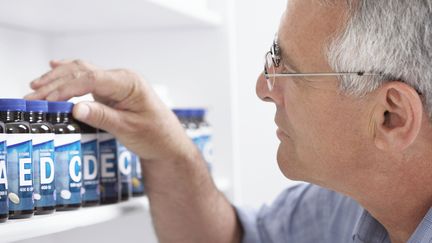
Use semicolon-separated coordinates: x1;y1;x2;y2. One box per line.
280;0;349;39
277;0;349;71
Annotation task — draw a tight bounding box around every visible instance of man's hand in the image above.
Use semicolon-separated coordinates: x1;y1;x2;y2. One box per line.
25;59;194;163
25;59;242;243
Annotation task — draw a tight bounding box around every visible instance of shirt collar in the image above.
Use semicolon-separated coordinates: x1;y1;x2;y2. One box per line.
407;207;432;243
352;209;389;243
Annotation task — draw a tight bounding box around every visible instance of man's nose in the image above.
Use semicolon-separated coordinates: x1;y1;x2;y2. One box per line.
256;72;274;103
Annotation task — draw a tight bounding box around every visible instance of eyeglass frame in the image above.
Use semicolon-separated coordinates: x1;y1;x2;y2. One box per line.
263;33;382;91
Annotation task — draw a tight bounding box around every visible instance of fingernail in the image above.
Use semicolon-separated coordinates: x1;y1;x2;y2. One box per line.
74;103;90;120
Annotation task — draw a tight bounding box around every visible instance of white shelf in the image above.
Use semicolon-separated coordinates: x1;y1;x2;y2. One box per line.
0;0;221;34
0;197;149;242
0;177;230;242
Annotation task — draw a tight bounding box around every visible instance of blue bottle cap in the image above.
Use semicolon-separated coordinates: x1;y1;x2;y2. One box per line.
190;108;206;118
0;99;26;112
48;101;74;113
26;100;48;112
172;109;188;118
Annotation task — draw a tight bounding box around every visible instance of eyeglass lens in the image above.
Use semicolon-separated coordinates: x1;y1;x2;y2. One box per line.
265;52;276;91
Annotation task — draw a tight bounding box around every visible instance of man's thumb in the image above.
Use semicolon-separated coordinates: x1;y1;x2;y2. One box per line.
73;101;120;133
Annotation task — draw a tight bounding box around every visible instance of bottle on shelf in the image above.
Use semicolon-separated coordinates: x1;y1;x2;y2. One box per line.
48;101;82;211
118;143;132;201
0;115;6;222
0;99;34;219
98;130;121;205
25;100;56;215
131;153;145;197
77;121;100;207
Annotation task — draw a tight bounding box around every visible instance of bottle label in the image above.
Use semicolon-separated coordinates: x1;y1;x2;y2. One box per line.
54;134;82;206
131;153;145;195
98;133;120;200
81;134;100;202
7;134;34;212
0;134;8;215
201;134;214;166
33;133;55;208
118;143;132;197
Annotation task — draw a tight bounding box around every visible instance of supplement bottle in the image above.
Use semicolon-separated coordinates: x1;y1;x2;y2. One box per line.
98;130;120;204
0;115;7;222
48;102;82;211
118;143;132;201
25;100;55;215
131;153;145;197
193;108;213;172
0;99;33;219
77;121;100;206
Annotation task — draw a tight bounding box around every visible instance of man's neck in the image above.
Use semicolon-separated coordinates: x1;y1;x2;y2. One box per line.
337;158;432;242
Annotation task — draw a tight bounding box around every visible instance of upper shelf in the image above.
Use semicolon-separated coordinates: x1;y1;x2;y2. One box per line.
0;0;221;35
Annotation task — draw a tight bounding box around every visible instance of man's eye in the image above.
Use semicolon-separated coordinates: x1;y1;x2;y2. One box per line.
281;63;294;73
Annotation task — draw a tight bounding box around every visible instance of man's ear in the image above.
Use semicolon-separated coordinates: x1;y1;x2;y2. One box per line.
373;82;423;151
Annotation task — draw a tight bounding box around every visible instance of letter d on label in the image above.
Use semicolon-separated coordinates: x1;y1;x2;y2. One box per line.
84;155;98;180
40;157;54;184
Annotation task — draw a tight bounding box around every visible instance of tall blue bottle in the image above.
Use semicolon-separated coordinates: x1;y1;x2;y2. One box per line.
119;143;132;201
25;100;56;215
131;153;145;197
77;121;100;207
0;112;7;222
98;130;121;204
48;102;82;211
0;99;33;219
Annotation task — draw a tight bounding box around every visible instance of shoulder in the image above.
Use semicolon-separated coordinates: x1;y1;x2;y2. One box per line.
255;183;363;242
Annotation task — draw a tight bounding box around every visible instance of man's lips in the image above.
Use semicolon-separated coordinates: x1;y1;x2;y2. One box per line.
276;128;289;140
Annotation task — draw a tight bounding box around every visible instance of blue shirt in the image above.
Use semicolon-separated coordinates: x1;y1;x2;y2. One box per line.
236;183;432;243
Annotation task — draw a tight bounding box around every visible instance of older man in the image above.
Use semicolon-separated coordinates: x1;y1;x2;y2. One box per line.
25;0;432;242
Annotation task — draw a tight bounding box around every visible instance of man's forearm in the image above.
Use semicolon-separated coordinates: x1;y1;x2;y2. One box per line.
142;146;242;243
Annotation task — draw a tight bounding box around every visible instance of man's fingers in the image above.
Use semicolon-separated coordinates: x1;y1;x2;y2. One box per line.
28;68;143;108
73;101;123;134
49;59;75;69
30;59;91;90
25;71;90;101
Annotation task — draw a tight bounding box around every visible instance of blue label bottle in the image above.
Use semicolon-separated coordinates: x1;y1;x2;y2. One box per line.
0;116;7;222
98;130;120;204
25;100;56;215
0;99;34;219
48;101;82;211
131;153;145;197
77;121;100;207
118;143;132;201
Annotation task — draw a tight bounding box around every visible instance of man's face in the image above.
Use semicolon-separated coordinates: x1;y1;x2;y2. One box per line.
257;0;377;186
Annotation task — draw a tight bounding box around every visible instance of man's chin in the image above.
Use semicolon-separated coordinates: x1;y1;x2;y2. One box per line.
276;148;303;181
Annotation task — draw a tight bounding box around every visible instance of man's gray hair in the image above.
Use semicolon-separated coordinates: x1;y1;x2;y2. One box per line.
328;0;432;118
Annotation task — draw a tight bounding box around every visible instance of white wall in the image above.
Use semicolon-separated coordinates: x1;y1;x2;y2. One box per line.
231;0;298;208
0;27;50;97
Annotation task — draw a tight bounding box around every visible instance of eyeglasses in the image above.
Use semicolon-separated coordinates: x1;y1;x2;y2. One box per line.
263;33;381;91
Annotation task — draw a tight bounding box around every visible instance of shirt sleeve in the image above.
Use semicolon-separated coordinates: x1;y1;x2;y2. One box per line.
234;183;362;243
